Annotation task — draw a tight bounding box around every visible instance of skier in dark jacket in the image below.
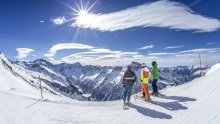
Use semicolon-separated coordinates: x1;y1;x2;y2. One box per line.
122;65;137;106
151;61;160;96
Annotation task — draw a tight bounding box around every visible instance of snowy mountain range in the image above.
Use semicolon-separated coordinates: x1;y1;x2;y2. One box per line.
0;51;209;101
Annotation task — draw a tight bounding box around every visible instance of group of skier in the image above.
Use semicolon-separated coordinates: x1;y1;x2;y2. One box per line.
122;61;160;107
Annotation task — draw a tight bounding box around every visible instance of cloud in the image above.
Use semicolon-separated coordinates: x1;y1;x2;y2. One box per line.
148;52;176;56
206;42;215;45
190;0;202;7
179;48;220;54
15;48;35;60
164;45;184;49
44;43;145;65
148;53;220;67
51;16;67;25
148;48;220;56
138;45;155;50
45;42;220;66
59;50;139;63
40;20;44;23
44;43;95;57
72;0;220;32
145;48;220;66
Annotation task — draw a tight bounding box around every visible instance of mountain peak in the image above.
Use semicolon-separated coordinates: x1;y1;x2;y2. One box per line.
72;62;82;67
131;61;141;67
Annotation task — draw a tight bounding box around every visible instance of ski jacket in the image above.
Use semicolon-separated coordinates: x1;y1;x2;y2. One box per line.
141;67;151;84
152;64;159;79
122;69;137;86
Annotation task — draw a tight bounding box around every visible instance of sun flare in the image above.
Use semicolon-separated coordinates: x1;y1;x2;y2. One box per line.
64;0;98;29
75;10;98;28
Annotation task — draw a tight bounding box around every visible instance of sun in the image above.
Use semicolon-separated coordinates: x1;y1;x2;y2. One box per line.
75;10;97;28
76;10;91;25
64;0;98;29
64;0;99;39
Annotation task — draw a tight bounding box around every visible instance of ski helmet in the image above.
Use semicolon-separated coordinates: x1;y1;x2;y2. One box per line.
152;61;157;65
127;65;132;69
141;63;146;67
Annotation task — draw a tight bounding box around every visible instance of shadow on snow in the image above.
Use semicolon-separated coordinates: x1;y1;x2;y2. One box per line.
129;103;172;119
163;95;196;102
129;95;196;118
152;95;196;111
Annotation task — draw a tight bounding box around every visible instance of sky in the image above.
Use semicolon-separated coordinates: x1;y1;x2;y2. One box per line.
0;0;220;67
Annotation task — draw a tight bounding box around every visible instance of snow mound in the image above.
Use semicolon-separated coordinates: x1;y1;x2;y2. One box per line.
205;63;220;75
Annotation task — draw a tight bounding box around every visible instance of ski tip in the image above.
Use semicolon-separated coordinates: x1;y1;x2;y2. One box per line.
123;108;129;110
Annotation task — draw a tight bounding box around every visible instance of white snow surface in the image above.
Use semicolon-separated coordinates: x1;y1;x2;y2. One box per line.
1;52;220;124
206;63;220;76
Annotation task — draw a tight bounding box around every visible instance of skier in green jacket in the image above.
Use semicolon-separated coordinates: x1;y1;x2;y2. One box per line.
151;61;159;96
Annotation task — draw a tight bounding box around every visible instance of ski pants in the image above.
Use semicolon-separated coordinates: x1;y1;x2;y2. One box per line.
152;79;159;93
142;83;150;98
123;85;133;102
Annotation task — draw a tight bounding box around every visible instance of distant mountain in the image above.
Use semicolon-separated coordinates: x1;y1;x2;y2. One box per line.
0;51;210;101
13;58;209;101
0;52;85;100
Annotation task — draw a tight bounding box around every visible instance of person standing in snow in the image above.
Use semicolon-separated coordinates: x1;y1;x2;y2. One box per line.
122;65;137;105
151;61;160;96
141;63;151;101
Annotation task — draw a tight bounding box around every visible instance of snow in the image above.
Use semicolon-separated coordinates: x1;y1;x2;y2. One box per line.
0;53;77;101
206;63;220;75
0;62;220;123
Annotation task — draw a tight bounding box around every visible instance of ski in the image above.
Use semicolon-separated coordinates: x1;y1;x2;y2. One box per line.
123;104;129;110
123;102;131;110
157;93;166;97
152;93;166;98
135;96;160;105
145;100;160;105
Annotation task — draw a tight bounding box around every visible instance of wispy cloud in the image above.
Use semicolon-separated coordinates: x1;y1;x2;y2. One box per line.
72;0;220;32
44;43;146;65
59;50;139;62
15;48;35;60
40;20;44;23
190;0;202;7
44;42;220;66
51;16;67;25
148;48;220;56
206;42;215;45
148;52;176;56
138;45;155;50
44;43;95;58
150;53;220;67
164;45;184;49
146;48;220;66
179;48;220;54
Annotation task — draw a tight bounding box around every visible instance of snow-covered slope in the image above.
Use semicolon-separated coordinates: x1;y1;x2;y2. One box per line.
206;63;220;75
0;63;219;124
0;52;84;101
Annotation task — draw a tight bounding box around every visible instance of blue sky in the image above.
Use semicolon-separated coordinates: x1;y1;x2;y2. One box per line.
0;0;220;67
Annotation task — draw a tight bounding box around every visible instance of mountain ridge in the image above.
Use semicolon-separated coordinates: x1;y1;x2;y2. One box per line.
0;52;210;101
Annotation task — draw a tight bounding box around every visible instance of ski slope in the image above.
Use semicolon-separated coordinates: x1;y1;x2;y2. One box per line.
0;62;220;124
